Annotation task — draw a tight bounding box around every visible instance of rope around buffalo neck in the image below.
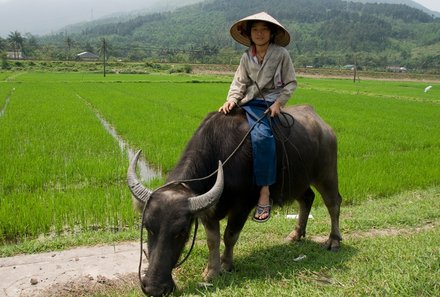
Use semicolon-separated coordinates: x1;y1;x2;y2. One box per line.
137;110;267;295
138;196;199;294
137;87;298;294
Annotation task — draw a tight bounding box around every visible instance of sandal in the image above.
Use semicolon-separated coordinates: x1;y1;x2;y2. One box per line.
253;202;272;223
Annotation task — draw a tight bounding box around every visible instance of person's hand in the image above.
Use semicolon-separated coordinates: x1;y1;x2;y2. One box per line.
219;101;236;114
265;101;282;117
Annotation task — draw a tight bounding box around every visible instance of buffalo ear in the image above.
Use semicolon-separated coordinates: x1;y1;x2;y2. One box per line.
127;150;153;208
188;161;224;213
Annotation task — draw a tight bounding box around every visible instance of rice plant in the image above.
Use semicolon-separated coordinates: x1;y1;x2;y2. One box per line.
1;72;439;242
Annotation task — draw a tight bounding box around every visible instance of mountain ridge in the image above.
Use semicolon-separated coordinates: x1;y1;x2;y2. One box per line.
5;0;440;72
57;0;440;35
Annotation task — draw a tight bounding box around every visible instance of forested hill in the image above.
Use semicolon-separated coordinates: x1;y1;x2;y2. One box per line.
39;0;440;71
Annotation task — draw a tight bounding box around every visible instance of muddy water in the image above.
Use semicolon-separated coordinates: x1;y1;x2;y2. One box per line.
0;97;9;117
0;89;13;118
78;94;161;182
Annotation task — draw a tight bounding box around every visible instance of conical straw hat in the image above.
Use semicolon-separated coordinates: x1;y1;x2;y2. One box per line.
230;12;291;47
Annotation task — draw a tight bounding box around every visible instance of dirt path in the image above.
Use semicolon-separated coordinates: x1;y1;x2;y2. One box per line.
1;221;438;297
0;242;142;297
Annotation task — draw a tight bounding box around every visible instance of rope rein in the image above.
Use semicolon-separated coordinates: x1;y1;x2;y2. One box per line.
137;106;267;292
137;82;300;294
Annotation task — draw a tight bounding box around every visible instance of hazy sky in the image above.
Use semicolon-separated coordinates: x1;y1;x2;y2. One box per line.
0;0;439;37
414;0;440;12
0;0;177;37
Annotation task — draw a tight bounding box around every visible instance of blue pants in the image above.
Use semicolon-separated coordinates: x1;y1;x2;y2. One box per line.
242;100;277;186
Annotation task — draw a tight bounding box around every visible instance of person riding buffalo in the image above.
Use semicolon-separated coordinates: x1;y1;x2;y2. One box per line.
219;12;297;222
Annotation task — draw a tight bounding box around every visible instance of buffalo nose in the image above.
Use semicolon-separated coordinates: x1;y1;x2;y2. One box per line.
141;280;176;297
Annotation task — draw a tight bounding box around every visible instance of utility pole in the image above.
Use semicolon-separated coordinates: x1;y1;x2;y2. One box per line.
101;38;107;77
353;54;360;83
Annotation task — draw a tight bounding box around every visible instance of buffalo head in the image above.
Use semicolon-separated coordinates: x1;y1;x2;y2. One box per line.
127;150;224;296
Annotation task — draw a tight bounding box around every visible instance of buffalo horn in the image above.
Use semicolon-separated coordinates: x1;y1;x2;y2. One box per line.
127;150;153;205
188;161;224;213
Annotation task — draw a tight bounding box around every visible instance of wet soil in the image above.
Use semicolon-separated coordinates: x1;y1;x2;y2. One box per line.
0;242;142;297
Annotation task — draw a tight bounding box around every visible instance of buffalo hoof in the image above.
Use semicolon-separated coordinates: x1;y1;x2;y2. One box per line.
221;260;233;273
284;230;304;243
202;266;220;282
325;237;341;252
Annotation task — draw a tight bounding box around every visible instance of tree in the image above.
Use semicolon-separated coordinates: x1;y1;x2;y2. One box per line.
1;51;9;69
7;31;25;59
84;42;95;54
0;37;6;51
24;34;39;58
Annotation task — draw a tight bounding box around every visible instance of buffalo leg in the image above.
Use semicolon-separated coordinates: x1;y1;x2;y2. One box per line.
323;191;342;251
285;187;315;242
221;211;249;272
200;219;221;281
316;181;342;251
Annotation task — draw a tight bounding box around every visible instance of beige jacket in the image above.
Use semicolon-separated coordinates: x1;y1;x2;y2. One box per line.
226;44;297;106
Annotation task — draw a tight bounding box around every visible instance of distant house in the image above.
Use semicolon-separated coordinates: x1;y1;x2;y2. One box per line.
386;66;407;73
342;64;355;70
6;51;25;59
76;51;99;61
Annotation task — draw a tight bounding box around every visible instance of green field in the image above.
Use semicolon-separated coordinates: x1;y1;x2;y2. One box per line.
1;72;439;242
0;71;439;296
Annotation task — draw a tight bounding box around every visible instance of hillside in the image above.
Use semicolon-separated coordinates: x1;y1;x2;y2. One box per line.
58;0;204;36
7;0;440;72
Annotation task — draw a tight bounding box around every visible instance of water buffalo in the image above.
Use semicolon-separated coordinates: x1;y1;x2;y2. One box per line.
127;104;342;296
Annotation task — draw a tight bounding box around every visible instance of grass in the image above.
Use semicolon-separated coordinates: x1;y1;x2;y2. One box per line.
0;70;439;296
0;79;134;241
300;77;439;103
73;79;225;172
293;78;440;203
74;186;439;297
0;186;438;296
0;84;13;112
188;230;439;297
0;72;439;238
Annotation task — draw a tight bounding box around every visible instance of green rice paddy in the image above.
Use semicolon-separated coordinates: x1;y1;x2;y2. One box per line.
0;72;439;242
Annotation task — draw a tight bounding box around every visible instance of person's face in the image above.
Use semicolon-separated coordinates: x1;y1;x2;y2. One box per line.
250;21;272;46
